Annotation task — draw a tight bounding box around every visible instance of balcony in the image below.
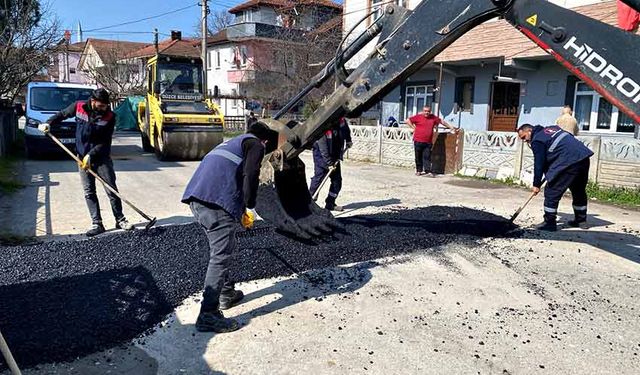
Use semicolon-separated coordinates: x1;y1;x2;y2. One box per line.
227;69;255;84
226;22;305;41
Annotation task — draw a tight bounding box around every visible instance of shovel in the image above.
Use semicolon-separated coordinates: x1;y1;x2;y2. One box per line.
47;132;157;231
312;162;338;201
509;179;546;224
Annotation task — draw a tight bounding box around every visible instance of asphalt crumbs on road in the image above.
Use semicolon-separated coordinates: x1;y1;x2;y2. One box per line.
0;206;519;369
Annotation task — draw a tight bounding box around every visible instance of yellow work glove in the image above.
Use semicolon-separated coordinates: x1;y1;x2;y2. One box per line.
241;208;259;229
37;123;50;133
79;154;91;170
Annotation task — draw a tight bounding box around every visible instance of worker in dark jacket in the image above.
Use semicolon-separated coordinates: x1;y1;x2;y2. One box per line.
182;122;278;333
308;117;352;211
517;124;594;231
39;88;134;237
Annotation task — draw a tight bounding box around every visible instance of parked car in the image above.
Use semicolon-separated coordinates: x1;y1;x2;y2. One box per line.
23;82;96;158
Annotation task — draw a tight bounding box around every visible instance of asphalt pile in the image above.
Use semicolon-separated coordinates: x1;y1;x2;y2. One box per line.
0;206;519;369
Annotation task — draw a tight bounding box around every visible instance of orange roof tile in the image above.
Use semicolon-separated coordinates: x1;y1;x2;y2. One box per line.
229;0;341;14
434;1;621;63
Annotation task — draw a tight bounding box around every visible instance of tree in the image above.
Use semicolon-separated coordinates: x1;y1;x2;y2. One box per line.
0;0;58;100
245;11;343;114
192;9;235;37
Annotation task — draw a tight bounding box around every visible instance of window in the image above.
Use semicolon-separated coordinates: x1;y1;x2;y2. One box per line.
404;85;434;119
207;51;212;69
573;81;637;133
237;9;254;23
216;51;221;68
240;46;248;67
454;77;474;112
69;68;76;74
231;88;238;108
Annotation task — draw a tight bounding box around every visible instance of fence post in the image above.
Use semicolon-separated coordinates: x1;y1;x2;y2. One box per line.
514;137;525;180
590;136;602;184
377;121;383;164
455;129;465;173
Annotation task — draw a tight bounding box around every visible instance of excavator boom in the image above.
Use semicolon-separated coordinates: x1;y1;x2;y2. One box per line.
260;0;640;241
277;0;640;160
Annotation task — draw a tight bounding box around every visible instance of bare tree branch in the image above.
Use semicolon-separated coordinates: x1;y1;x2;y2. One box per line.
0;0;59;101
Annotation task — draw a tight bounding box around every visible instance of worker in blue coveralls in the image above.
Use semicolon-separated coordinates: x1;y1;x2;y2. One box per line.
309;117;352;211
182;122;278;333
517;124;594;231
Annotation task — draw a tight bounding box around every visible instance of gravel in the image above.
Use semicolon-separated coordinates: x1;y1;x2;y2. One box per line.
0;206;518;369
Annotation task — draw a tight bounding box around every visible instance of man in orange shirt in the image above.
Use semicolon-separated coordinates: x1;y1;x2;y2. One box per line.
406;106;459;177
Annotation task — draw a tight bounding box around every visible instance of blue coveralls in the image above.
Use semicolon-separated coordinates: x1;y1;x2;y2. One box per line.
309;118;352;209
530;125;594;223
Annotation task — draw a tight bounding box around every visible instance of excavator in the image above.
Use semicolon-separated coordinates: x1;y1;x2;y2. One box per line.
256;0;640;240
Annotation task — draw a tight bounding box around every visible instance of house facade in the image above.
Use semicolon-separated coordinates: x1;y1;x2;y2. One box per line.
206;0;342;117
343;0;638;136
56;42;90;84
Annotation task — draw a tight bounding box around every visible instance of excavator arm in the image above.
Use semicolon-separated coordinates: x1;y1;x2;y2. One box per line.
259;0;640;240
277;0;640;158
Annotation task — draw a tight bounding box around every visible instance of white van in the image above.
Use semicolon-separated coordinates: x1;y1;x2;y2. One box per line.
23;82;97;158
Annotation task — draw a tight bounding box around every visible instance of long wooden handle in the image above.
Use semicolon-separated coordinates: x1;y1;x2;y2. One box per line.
312;163;338;201
509;191;537;223
46;133;153;221
0;329;21;375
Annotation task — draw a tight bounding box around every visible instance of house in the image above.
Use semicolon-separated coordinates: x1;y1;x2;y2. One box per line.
78;38;148;95
206;0;342;116
52;41;90;84
343;0;638;136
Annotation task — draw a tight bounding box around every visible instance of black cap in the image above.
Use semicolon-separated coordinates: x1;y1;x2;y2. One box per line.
247;121;279;153
91;88;110;103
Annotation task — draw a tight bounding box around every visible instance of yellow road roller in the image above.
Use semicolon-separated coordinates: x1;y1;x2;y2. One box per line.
138;54;224;160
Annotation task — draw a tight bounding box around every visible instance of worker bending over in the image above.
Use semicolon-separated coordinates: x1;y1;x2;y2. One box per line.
40;88;134;237
309;117;352;211
517;124;593;231
182;122;278;333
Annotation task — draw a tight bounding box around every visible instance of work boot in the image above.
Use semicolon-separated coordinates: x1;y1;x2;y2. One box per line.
195;310;239;333
219;289;244;310
537;214;557;232
116;218;135;231
326;204;344;212
568;211;588;228
86;223;105;237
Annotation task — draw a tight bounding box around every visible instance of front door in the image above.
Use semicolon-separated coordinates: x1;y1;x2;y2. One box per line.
489;82;520;132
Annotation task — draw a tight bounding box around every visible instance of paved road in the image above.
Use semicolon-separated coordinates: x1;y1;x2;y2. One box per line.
2;133;639;374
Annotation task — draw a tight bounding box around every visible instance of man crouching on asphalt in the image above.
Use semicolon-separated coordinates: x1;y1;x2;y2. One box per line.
517;124;594;231
39;88;134;237
181;122;279;333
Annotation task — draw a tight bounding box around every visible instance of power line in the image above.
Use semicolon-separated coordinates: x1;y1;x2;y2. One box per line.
83;3;199;33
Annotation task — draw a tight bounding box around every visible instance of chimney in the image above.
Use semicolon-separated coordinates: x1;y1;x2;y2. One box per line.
171;30;182;41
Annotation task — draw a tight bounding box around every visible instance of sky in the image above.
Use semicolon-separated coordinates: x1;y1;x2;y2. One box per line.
49;0;344;43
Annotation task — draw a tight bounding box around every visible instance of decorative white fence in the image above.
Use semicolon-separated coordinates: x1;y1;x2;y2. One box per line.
346;125;640;188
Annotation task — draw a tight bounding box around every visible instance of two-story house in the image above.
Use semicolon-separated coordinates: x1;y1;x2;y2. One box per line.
343;0;638;137
206;0;342;117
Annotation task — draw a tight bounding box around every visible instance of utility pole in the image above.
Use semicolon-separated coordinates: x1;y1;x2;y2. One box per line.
154;28;159;54
201;0;209;95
